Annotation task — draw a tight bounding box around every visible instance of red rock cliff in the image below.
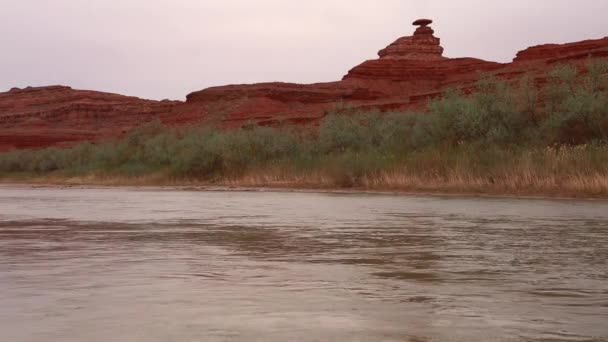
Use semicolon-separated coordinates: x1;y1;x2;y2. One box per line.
1;19;607;151
0;86;178;150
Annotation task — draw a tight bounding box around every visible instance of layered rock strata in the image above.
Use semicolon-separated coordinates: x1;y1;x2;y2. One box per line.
1;19;607;150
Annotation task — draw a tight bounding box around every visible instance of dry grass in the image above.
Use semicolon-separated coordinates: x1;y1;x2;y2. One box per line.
2;146;607;199
209;146;608;198
360;170;608;197
215;170;608;198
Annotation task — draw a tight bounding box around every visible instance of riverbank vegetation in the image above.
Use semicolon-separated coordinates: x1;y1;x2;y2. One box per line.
1;59;607;197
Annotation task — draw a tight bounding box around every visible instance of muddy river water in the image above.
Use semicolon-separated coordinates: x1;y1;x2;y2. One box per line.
0;187;607;341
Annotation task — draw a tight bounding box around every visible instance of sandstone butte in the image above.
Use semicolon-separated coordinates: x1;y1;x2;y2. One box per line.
1;19;607;151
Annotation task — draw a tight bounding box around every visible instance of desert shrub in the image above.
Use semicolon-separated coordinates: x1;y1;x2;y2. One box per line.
541;59;608;144
162;126;300;178
427;78;533;145
221;127;298;167
169;129;221;177
319;112;373;153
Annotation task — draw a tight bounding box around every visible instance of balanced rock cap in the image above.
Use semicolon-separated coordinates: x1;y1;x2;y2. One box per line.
376;18;443;60
413;19;433;27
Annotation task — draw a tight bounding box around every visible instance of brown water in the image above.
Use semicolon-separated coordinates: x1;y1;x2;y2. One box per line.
0;187;607;342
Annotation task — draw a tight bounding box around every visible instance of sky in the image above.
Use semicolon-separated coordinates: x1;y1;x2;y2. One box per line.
1;0;607;100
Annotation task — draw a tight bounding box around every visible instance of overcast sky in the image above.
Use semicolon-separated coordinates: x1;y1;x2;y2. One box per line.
1;0;607;100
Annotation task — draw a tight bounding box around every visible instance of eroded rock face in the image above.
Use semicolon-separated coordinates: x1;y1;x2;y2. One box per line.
0;86;178;150
377;19;445;60
1;19;607;151
514;37;608;63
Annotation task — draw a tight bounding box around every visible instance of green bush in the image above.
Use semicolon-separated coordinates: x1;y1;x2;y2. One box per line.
427;78;533;145
543;59;608;143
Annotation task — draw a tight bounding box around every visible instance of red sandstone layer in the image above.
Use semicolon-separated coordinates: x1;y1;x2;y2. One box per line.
1;20;607;151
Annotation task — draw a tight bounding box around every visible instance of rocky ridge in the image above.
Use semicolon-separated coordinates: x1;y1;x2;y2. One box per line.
1;19;607;151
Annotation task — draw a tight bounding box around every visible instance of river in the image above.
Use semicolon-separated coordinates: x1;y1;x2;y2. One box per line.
0;187;607;341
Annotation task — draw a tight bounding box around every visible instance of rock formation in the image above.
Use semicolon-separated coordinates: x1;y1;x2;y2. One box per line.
378;19;445;60
0;86;177;150
1;19;607;151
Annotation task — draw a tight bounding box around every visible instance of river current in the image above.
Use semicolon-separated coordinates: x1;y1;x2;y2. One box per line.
1;187;607;341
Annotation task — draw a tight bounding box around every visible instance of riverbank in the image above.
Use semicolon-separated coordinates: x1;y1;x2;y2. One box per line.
2;61;607;199
2;141;607;199
2;170;607;200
